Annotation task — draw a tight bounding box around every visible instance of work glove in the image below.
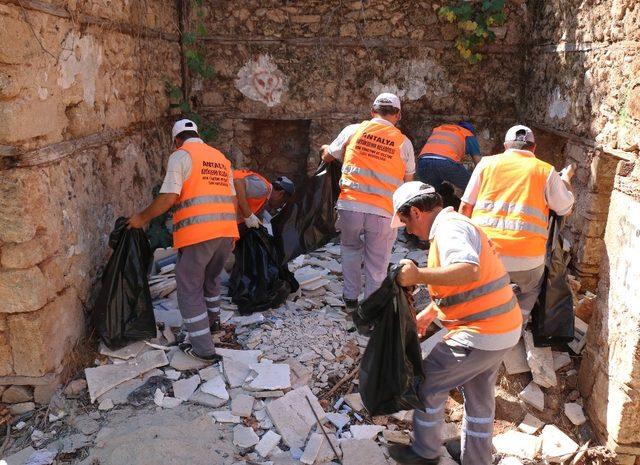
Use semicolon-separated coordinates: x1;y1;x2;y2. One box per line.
244;213;261;228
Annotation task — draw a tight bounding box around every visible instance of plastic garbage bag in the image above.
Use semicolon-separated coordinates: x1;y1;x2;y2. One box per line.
531;213;575;347
357;264;425;416
271;161;341;264
229;226;299;315
93;217;157;350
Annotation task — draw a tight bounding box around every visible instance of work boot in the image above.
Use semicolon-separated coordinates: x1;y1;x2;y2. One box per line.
388;445;440;465
444;437;461;464
209;313;222;333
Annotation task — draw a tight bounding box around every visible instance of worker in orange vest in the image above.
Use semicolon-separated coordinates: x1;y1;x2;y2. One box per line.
388;181;523;465
417;122;481;206
459;125;575;322
321;93;415;312
128;119;239;363
234;169;295;232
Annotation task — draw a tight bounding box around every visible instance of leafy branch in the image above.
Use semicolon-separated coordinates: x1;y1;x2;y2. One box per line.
438;0;508;64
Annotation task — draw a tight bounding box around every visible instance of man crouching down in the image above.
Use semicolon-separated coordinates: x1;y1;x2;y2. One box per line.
388;182;523;465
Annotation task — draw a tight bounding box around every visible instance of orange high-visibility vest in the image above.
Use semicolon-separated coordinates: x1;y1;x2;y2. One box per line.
234;169;273;216
471;151;552;258
339;120;406;215
419;124;474;162
172;142;239;249
428;211;522;336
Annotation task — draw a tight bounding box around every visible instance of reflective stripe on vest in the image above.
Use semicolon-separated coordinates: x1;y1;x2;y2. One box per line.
234;169;272;216
338;120;406;215
172;142;239;249
428;211;522;336
471;151;552;258
419;124;473;162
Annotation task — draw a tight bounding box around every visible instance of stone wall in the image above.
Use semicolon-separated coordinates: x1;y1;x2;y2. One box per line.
0;0;181;400
188;0;529;180
523;0;640;462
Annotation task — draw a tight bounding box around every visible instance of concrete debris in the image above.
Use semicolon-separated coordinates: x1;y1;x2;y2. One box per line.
172;374;201;401
564;403;587;425
518;413;545;435
233;313;266;327
99;341;147;360
2;446;37;465
492;430;542;460
153;388;182;408
201;373;229;400
23;448;57;465
255;430;282;458
341;439;388;465
325;412;350;430
71;415;100;435
503;340;530;375
169;350;209;371
552;352;572;371
233;424;260;449
383;429;411;445
245;362;291;391
266;385;326;450
164;369;182;380
64;379;88;396
85;350;169;402
300;433;324;464
98;398;114;411
190;388;229;408
540;425;579;462
344;392;364;412
231;394;255;418
523;331;557;388
223;358;252;388
211;410;242;424
568;317;588;354
349;424;385;440
198;365;220;381
61;433;92;453
96;369;162;405
391;410;413;422
519;381;545;411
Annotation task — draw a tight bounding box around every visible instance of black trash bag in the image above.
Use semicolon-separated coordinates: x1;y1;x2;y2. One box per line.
357;264;425;416
531;213;575;347
271;161;341;264
93;217;157;350
229;226;299;315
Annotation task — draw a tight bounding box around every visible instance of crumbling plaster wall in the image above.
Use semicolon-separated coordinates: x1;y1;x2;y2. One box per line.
0;0;181;394
189;0;529;179
524;0;640;462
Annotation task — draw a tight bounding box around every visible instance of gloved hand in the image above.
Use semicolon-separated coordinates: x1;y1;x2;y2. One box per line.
244;213;261;228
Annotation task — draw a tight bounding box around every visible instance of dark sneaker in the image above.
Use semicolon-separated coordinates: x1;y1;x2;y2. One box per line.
388;445;440;465
210;318;221;333
344;298;358;312
444;437;461;464
179;343;222;363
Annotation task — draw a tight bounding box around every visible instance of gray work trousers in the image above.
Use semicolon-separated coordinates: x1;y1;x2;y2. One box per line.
509;264;545;323
412;342;511;465
175;237;233;356
336;209;397;301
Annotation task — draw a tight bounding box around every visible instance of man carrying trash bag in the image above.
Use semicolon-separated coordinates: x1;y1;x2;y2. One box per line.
128;119;239;363
387;181;523;465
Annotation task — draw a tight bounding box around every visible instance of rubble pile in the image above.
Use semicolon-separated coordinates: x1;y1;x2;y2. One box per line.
0;238;611;465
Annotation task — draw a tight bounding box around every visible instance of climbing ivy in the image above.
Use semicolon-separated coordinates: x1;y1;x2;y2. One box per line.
166;0;218;142
438;0;508;64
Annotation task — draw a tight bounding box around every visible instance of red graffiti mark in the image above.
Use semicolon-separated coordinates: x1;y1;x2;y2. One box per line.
252;71;282;104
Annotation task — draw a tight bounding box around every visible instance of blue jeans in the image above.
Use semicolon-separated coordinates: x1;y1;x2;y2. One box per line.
417;156;472;191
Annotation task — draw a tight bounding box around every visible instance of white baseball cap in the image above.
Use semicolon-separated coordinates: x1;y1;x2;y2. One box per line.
172;119;198;139
373;92;401;110
504;125;535;144
390;181;437;228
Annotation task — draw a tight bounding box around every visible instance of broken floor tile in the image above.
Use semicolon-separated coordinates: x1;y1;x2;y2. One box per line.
552;352;572;371
349;424;384;440
169;350;209;371
524;331;557;388
341;439;388;465
233;425;259;449
211;410;242;424
300;433;324;465
231;394;255;418
492;430;542;460
223;358;251;388
540;425;579;462
568;317;588;354
233;313;266;327
564;403;586;426
325;412;350;430
519;381;545;411
266;385;326;450
518;413;545;435
284;358;312;388
153;389;182;408
190;388;229;408
201;373;229;400
383;429;411;445
85;350;169;403
198;365;220;381
503;340;531;375
246;362;291;391
344;392;364;412
172;374;201;401
99;341;147;360
255;430;282;458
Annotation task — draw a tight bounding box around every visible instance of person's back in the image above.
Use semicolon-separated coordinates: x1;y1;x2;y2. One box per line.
419;124;474;163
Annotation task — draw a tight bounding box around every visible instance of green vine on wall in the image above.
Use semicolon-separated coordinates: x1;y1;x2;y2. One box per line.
166;0;218;142
438;0;508;64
